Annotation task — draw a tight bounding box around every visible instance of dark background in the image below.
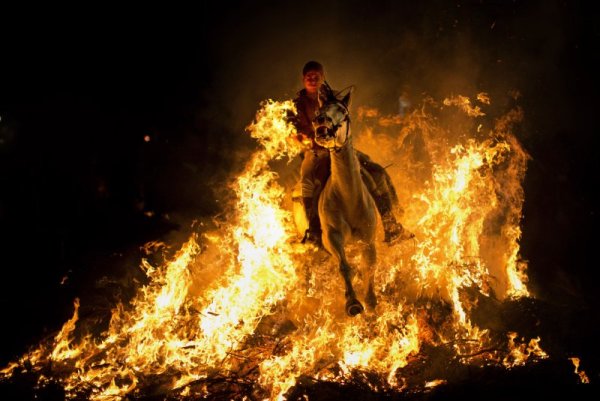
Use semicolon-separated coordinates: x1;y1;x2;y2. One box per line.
1;0;599;396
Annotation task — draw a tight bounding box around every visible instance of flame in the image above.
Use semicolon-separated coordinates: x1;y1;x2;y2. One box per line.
425;378;447;389
503;332;548;367
569;357;590;384
443;94;486;117
1;95;547;399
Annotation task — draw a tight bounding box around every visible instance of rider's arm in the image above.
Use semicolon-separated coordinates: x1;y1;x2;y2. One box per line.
290;98;314;145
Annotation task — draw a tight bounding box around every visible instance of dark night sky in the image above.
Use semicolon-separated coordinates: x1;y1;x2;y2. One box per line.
1;0;599;391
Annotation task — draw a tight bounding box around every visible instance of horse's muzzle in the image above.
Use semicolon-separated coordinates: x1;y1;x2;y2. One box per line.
314;115;328;125
315;126;329;138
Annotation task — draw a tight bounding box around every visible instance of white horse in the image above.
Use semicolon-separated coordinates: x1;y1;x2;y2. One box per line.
312;88;378;317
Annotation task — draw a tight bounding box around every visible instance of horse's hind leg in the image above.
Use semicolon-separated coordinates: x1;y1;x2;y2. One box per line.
363;242;378;310
323;229;364;317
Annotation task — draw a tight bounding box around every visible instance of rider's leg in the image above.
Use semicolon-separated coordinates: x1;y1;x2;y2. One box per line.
302;196;321;242
372;191;412;242
356;152;414;242
300;149;330;245
300;151;318;243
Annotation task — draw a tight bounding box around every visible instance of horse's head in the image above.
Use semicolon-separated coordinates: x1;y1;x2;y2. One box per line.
313;84;352;150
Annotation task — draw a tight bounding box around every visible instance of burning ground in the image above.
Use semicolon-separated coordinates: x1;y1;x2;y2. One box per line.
1;93;595;400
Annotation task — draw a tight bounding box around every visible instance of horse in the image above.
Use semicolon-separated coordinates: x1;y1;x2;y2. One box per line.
312;87;379;317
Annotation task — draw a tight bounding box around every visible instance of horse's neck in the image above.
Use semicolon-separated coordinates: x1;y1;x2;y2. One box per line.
329;131;363;200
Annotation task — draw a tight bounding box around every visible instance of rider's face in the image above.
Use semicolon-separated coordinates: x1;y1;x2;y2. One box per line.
303;70;324;94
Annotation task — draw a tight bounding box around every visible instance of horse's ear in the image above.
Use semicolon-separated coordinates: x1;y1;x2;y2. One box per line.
341;91;352;108
321;81;336;101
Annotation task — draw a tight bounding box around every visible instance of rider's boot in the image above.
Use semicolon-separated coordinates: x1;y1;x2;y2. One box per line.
302;197;323;248
373;193;414;243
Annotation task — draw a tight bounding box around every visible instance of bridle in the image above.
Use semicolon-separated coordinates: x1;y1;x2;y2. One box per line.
314;98;351;153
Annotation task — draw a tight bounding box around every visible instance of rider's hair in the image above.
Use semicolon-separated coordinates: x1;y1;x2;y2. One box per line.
302;61;324;76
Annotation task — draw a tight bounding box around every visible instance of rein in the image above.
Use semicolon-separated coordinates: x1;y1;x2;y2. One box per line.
330;116;351;154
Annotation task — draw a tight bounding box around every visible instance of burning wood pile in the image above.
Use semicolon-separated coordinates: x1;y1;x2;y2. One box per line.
0;95;591;400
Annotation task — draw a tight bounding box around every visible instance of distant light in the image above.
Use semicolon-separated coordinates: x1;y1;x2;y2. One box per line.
144;135;151;142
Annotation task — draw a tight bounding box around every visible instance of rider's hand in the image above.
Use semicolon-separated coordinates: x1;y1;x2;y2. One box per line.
296;133;312;147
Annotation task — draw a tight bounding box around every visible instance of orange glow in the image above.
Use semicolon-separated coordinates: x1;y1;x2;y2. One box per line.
1;95;546;400
569;357;590;384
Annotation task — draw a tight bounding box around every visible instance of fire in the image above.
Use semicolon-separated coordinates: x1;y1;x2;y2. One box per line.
569;357;590;384
2;95;548;399
503;332;548;367
425;378;447;388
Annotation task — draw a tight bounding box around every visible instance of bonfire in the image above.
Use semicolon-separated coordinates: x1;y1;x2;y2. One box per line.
1;93;588;400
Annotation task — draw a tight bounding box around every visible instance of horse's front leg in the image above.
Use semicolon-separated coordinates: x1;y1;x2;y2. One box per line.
322;228;364;317
362;242;377;310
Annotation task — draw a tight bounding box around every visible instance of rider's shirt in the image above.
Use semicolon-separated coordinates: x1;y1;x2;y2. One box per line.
292;88;327;151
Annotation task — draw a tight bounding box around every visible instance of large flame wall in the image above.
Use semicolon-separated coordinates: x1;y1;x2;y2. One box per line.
2;94;545;400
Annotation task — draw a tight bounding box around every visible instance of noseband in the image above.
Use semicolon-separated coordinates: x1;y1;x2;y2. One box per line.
314;100;351;153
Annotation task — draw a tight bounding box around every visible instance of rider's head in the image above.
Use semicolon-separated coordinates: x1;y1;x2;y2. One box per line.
302;61;325;96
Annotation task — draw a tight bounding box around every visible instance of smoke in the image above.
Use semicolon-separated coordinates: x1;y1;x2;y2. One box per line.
204;1;568;124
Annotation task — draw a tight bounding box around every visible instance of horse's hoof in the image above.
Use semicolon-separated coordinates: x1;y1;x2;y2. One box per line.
366;290;377;310
346;299;364;317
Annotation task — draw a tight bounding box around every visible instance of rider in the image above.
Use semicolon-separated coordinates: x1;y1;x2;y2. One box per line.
289;61;413;245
